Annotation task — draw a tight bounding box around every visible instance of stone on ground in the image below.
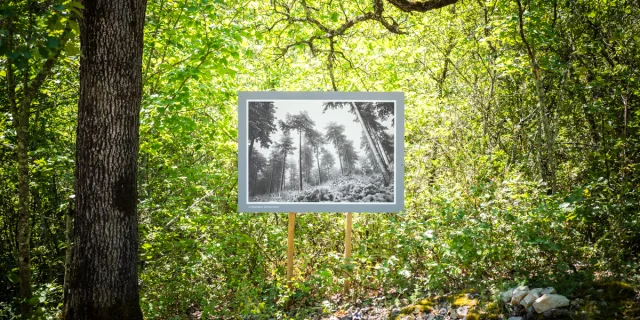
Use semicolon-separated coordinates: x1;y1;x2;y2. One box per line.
532;294;570;313
511;286;530;305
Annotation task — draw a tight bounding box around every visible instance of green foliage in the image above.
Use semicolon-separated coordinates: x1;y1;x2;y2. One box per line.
1;0;639;318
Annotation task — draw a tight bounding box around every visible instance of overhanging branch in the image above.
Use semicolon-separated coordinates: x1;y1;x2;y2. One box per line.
387;0;459;13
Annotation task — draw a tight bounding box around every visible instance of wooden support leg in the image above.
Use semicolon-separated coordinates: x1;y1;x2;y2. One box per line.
344;212;353;294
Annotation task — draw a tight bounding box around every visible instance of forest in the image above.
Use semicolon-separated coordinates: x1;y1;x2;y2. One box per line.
248;101;395;203
1;0;639;319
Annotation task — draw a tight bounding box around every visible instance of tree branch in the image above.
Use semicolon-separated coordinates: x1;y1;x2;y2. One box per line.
387;0;459;12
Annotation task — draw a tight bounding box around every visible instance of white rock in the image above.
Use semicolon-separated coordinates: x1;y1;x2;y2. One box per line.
532;294;570;313
510;286;530;305
456;306;468;318
501;288;514;303
450;309;458;319
540;287;556;295
520;290;541;308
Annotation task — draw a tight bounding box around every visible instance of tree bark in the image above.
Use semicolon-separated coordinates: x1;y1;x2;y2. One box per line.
66;0;147;319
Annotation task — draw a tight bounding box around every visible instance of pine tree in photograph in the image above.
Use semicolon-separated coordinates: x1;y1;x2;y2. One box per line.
301;144;314;185
283;112;315;191
305;128;325;184
287;162;298;191
276;131;295;196
248;101;277;162
324;102;393;184
250;151;267;197
266;149;281;194
324;122;347;175
320;148;335;181
341;140;359;175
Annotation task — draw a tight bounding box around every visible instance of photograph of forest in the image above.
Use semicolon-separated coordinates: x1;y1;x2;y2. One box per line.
247;100;395;203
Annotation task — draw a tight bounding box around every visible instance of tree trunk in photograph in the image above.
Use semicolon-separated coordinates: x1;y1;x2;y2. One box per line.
365;121;390;170
374;130;391;169
315;150;322;184
250;169;257;197
351;102;390;184
268;166;274;194
279;152;286;196
66;0;146;319
249;138;254;165
298;130;303;191
336;145;344;175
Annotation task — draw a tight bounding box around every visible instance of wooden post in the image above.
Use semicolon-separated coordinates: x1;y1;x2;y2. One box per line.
344;212;353;293
287;212;295;288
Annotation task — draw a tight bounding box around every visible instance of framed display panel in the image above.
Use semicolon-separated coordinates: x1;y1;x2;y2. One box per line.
238;92;404;212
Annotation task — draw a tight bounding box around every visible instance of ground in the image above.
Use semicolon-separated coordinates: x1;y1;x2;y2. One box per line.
288;281;640;320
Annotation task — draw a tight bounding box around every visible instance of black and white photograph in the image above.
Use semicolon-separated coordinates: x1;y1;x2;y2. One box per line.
247;100;396;204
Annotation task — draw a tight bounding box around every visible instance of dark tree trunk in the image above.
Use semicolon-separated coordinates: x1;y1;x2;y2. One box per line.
65;0;147;319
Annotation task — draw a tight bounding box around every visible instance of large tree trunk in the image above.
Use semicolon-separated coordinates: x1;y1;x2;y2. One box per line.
66;0;147;319
351;102;391;184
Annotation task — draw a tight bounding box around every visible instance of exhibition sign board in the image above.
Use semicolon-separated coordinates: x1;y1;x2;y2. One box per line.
238;92;404;212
